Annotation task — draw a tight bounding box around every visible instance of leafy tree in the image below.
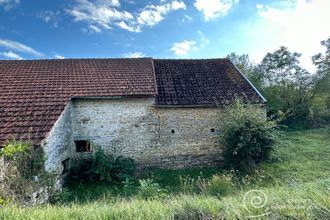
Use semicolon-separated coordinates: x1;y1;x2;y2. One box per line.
312;38;330;77
257;47;314;127
226;53;254;74
259;46;312;85
312;38;330;106
226;53;263;89
309;38;330;127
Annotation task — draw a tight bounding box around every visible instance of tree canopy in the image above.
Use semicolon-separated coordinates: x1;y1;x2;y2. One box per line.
227;38;330;128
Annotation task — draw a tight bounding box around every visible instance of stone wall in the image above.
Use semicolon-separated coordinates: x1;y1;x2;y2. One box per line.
72;98;224;169
0;157;4;182
148;107;224;168
72;98;159;160
42;102;74;174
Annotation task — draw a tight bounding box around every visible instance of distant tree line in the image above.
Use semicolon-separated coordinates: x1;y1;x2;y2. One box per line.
227;38;330;129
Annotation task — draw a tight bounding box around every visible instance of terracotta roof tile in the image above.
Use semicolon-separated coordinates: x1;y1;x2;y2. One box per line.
153;59;265;106
0;58;265;146
0;58;156;146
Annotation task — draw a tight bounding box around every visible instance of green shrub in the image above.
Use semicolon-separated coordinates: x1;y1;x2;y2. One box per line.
0;196;8;206
111;156;135;183
0;140;29;158
90;149;115;182
309;107;330;128
222;100;280;171
70;148;135;185
49;188;72;204
1;140;45;179
0;140;50;205
137;179;167;199
206;173;235;197
122;177;137;196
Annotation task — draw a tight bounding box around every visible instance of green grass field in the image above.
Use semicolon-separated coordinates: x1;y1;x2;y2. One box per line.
1;128;329;219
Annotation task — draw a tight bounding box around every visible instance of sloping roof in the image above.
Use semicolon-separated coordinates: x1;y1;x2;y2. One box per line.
0;58;156;146
0;58;265;146
154;59;265;106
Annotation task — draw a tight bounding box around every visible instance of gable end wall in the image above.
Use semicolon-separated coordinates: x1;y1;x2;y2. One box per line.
42;102;74;174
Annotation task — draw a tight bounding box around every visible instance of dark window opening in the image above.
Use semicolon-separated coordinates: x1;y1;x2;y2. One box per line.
211;128;215;132
62;158;71;174
75;140;92;152
171;130;175;134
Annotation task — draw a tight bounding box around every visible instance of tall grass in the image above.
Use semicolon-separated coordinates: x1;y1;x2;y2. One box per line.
2;180;329;219
1;128;329;219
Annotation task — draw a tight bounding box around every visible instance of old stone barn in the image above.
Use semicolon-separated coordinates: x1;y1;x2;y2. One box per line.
0;58;265;175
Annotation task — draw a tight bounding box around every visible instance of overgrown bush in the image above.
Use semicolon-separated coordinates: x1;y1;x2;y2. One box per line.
122;177;137;196
309;105;330;128
137;179;167;199
0;195;7;206
0;140;50;205
49;188;73;204
70;148;135;185
222;100;280;171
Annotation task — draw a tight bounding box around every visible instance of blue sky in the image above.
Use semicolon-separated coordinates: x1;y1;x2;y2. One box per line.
0;0;329;72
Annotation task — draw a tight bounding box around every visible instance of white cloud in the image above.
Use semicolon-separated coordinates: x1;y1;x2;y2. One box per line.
67;0;132;31
182;14;192;22
81;24;102;33
170;31;210;56
54;54;65;59
251;0;330;72
137;6;167;27
171;1;186;10
256;4;263;9
123;51;145;58
67;0;186;33
194;0;239;21
0;38;43;56
171;40;196;55
198;31;210;48
38;10;61;28
117;21;141;32
0;51;23;60
139;1;185;25
0;0;19;10
110;0;120;7
88;24;102;33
